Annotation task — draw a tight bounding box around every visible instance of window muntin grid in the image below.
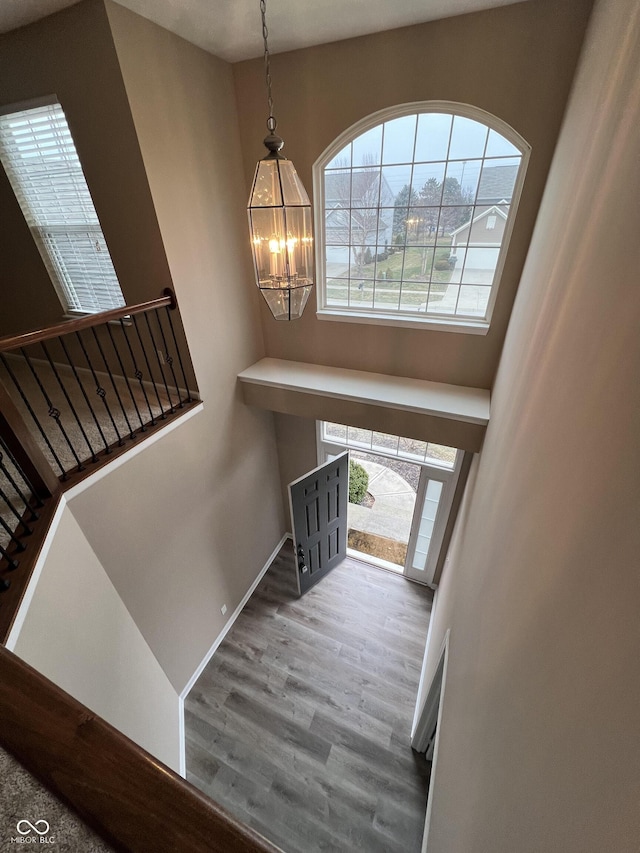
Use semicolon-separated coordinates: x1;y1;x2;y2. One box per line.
322;421;457;470
317;104;528;327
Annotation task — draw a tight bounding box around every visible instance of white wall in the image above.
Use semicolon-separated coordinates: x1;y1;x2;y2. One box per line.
11;504;181;773
420;1;640;850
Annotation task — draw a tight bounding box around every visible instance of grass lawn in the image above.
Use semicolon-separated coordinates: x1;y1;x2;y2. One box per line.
327;245;455;307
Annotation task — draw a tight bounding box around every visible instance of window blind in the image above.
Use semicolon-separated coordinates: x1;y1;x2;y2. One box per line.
0;101;125;314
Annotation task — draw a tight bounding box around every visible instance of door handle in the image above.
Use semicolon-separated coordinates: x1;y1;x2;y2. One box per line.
297;545;308;574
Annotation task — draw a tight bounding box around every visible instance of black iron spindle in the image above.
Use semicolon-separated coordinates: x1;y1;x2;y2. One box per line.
0;438;44;509
91;328;135;441
165;306;192;404
75;331;123;449
154;309;183;408
0;542;18;572
132;315;166;420
119;320;155;426
0;486;32;535
58;336;109;456
0;355;67;478
41;342;94;466
144;313;175;414
106;324;145;431
0;453;38;521
0;514;26;552
20;348;83;474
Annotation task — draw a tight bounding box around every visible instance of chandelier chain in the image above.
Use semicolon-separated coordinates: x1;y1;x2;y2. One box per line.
260;0;276;132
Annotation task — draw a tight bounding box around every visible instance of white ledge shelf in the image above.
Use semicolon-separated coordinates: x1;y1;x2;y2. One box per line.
238;358;490;452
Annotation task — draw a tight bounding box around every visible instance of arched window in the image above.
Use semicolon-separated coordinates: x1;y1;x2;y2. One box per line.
313;102;529;332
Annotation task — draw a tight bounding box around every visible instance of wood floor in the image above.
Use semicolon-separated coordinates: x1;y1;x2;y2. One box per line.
185;542;433;853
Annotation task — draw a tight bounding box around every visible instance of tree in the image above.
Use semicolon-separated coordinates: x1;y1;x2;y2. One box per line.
439;177;473;235
324;155;393;273
393;184;419;241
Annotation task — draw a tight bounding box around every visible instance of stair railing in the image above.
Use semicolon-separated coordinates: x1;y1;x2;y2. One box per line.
0;289;199;641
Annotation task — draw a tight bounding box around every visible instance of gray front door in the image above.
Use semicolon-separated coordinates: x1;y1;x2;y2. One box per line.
289;451;349;595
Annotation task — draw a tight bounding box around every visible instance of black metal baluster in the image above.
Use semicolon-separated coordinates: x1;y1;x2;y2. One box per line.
119;320;155;426
75;331;123;449
0;452;38;521
0;514;26;552
0;542;18;572
165;306;192;403
58;337;109;457
20;348;83;475
0;485;32;535
106;324;145;432
132;315;166;420
91;328;135;441
154;309;183;408
41;341;94;466
0;354;66;479
0;438;44;509
144;312;175;414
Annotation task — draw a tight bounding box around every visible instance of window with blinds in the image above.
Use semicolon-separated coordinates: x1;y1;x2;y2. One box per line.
0;100;125;315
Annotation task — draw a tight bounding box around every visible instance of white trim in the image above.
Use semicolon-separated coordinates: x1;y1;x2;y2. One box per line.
411;586;440;737
4;495;68;651
178;532;290;704
346;548;409;579
64;403;203;502
317;309;490;335
178;531;290;775
416;630;451;852
5;403;204;648
178;694;186;778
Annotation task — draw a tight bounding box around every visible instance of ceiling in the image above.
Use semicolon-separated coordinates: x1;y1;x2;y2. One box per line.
0;0;528;62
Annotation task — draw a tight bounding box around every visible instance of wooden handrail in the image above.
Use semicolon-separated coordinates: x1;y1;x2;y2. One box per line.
0;645;281;852
0;289;176;354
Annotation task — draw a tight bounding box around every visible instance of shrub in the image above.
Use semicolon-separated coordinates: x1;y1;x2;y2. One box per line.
434;258;451;271
349;459;369;504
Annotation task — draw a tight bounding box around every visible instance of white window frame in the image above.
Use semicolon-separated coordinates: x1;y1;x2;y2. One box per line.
0;95;125;317
313;101;530;335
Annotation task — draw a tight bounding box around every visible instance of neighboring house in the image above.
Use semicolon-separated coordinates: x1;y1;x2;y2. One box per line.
475;163;519;206
446;163;518;272
449;204;508;269
324;170;394;270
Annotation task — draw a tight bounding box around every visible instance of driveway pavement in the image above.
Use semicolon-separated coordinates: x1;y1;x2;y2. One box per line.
348;459;416;542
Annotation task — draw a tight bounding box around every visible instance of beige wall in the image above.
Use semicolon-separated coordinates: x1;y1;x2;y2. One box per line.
233;0;592;390
418;0;640;849
0;0;173;336
12;505;181;772
273;412;318;528
59;2;285;693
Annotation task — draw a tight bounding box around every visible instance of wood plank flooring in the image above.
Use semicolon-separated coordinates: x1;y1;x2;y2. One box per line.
185;542;433;853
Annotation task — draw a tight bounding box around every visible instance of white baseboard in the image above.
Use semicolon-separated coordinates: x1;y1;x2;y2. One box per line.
177;531;290;776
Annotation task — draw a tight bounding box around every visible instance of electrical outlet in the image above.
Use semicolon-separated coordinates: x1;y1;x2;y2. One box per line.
221;604;227;616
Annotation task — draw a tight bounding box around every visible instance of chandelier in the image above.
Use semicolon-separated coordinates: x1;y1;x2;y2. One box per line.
247;0;314;321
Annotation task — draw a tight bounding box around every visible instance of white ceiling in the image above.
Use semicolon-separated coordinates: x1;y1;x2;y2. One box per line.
0;0;528;62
